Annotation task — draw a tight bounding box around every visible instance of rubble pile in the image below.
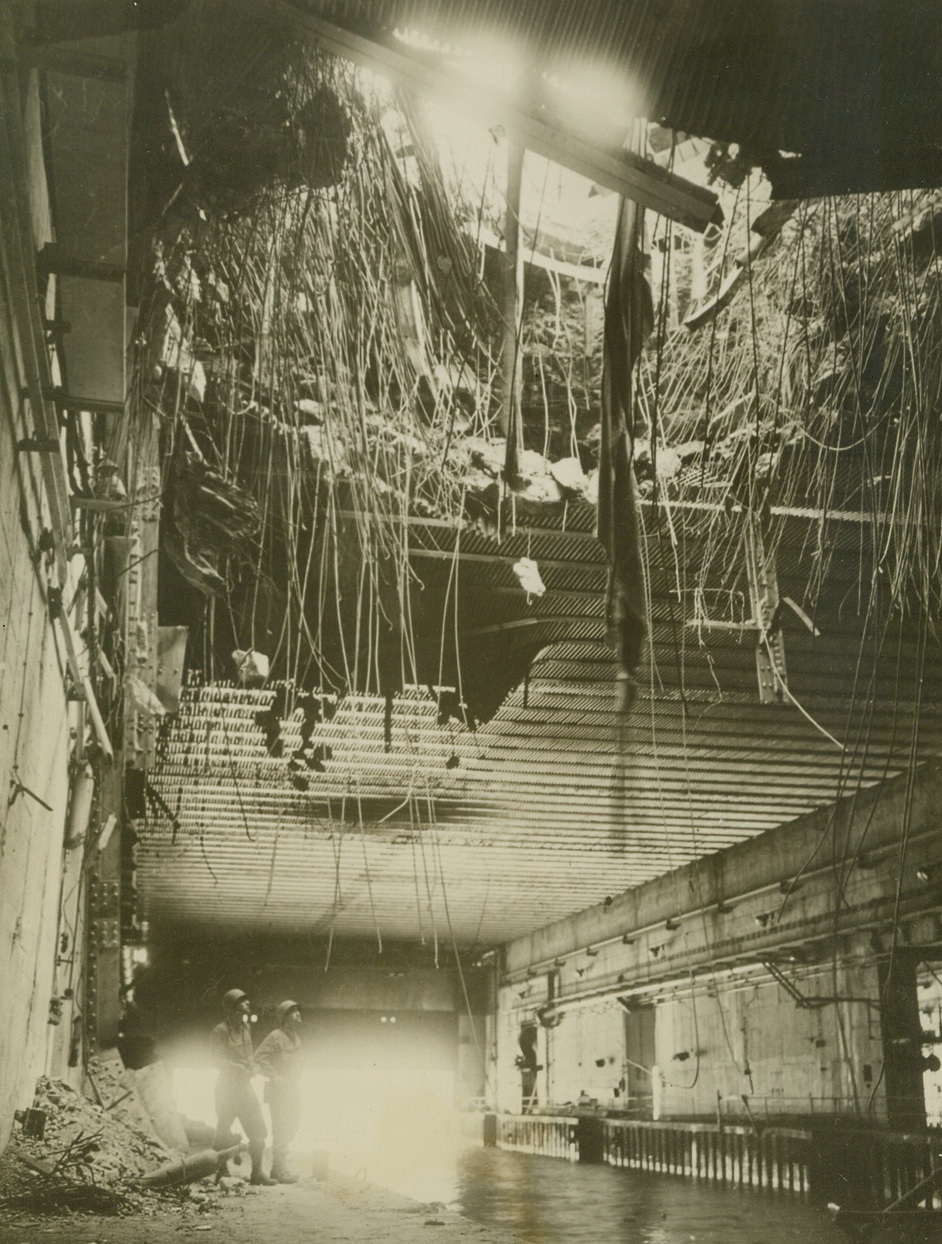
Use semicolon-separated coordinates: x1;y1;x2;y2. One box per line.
19;1076;169;1186
4;1077;253;1218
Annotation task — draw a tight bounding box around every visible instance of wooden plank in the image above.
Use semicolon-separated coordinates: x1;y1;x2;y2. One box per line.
12;47;127;82
246;0;721;232
479;226;607;284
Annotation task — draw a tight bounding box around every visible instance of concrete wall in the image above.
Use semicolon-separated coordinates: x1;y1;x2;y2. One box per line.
652;962;884;1121
0;67;87;1151
495;757;942;1123
494;988;538;1113
496;949;889;1122
495;980;630;1116
545;999;625;1110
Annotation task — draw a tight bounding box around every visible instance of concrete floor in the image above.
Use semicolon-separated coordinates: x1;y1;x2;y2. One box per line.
0;1172;518;1244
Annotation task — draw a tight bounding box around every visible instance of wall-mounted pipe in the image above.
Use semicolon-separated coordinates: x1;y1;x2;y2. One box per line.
64;761;94;849
54;605;113;761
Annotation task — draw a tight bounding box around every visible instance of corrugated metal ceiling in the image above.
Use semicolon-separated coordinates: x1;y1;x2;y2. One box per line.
139;499;942;946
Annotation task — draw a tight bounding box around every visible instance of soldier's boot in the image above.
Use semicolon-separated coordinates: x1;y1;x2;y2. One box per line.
248;1140;276;1186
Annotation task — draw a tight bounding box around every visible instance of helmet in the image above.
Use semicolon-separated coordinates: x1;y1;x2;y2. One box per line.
223;988;248;1009
276;999;300;1025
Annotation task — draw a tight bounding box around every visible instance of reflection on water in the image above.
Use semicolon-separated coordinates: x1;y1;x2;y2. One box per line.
451;1147;850;1244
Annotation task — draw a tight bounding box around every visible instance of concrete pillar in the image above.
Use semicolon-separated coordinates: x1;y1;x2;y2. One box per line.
85;763;124;1054
576;1114;605;1163
878;953;926;1132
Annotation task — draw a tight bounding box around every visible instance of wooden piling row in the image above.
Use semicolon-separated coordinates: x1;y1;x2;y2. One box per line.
600;1119;811;1195
494;1113;942;1210
497;1114;579;1161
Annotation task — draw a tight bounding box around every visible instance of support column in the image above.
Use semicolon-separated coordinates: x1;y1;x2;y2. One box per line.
576;1115;605;1163
499;138;525;480
879;952;926;1132
85;763;122;1052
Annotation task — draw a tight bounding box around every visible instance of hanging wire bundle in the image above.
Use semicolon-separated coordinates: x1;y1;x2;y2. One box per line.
641;182;942;635
132;4;504;700
614;173;942;942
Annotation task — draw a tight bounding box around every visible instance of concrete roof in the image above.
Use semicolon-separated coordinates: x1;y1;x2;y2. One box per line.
140;498;942;947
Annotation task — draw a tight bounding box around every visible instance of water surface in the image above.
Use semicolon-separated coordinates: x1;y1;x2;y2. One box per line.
450;1147;851;1244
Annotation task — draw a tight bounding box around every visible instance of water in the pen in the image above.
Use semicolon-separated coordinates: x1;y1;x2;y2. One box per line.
449;1146;852;1244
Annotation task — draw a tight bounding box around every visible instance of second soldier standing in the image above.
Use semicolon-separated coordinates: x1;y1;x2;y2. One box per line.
257;999;304;1183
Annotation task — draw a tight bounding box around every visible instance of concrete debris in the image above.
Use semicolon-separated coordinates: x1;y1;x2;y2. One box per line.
295;397;325;424
187;360;207;404
460;436;504;484
6;1078;255;1219
20;1076;170;1185
512;556;546;598
456;440;594;507
652;445;682;479
510;450;564;505
85;1053;167;1147
233;649;270;685
12;1107;46;1138
299;424;350;475
549;456;588;494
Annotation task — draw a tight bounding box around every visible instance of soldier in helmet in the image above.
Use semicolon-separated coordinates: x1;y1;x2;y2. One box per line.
211;988;275;1185
256;1000;304;1183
